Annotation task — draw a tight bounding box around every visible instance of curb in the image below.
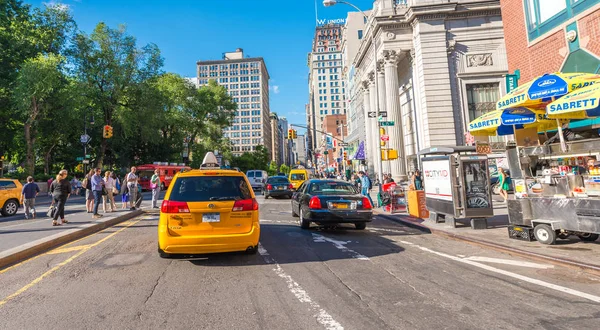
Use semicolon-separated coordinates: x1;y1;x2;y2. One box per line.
0;209;145;270
376;212;600;275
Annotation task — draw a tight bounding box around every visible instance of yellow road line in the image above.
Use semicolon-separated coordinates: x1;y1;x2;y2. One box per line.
0;218;142;307
45;244;94;255
0;220;139;275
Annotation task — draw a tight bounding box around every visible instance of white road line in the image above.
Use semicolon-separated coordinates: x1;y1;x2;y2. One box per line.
368;227;409;234
464;256;554;269
258;243;344;330
399;240;600;304
312;233;369;261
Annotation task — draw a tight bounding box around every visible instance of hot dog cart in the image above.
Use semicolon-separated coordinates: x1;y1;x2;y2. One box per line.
507;138;600;244
420;146;494;229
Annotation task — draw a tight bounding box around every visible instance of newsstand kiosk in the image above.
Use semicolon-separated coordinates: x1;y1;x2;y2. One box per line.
420;146;494;229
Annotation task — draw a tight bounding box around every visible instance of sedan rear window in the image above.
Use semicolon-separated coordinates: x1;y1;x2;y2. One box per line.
290;173;305;180
309;182;357;195
169;176;252;202
267;177;289;184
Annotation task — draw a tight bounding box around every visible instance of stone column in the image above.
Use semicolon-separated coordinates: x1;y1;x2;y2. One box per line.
367;72;378;176
376;61;387;179
361;80;374;174
383;50;406;181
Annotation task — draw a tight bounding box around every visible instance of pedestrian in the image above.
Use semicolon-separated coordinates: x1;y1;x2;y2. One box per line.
47;177;53;196
412;169;423;190
126;166;138;210
358;171;374;207
103;171;117;212
120;173;129;210
498;167;510;203
49;170;71;226
83;169;95;213
70;176;80;196
20;176;39;219
91;167;105;218
150;169;161;209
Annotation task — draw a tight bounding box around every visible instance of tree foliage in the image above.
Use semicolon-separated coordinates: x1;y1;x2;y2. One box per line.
230;145;270;173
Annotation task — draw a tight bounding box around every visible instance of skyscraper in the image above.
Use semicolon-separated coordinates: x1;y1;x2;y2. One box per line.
197;48;272;157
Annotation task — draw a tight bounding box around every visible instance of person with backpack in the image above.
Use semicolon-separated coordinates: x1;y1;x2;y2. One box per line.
359;171;374;207
83;169;95;213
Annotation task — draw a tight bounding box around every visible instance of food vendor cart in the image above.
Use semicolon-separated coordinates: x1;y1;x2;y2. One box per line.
420;146;494;229
506;139;600;244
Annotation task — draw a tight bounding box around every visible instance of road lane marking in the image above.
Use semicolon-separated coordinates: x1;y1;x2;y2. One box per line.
312;234;369;261
46;244;94;255
0;218;142;307
399;240;600;304
464;256;554;269
258;243;344;330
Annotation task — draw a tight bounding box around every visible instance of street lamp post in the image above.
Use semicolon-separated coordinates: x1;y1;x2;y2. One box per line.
323;0;384;185
83;109;94;174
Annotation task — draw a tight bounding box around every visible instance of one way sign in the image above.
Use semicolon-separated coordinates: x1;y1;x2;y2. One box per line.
368;112;377;118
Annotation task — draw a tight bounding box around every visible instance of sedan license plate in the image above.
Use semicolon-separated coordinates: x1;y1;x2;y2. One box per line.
332;203;348;209
202;213;220;223
278;186;284;190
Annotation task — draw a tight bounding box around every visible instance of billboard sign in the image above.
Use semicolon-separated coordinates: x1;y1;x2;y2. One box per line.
423;159;453;202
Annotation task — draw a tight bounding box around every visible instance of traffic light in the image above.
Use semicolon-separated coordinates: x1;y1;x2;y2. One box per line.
103;125;113;139
287;129;293;140
343;151;348;161
292;129;297;139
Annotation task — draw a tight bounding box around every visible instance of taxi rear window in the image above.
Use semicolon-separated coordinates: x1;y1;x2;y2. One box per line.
169;176;252;202
290;173;305;180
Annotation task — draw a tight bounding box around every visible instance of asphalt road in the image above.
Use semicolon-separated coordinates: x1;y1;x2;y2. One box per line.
0;197;599;329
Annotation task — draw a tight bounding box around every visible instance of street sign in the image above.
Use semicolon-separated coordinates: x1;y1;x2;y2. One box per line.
379;111;388;118
367;112;377;118
76;157;84;161
339;143;349;147
80;134;91;144
380;121;395;127
82;160;90;164
85;155;91;159
381;135;389;141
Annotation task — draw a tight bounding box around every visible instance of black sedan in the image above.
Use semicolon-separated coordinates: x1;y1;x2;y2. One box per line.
291;179;373;230
264;176;294;199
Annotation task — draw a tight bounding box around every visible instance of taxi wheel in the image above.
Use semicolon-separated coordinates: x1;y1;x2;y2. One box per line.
2;199;19;216
246;245;258;254
299;208;310;229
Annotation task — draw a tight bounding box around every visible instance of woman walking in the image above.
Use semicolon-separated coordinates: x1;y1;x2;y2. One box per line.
412;170;423;190
121;173;129;210
498;167;510;202
103;171;117;212
84;169;95;213
50;170;71;226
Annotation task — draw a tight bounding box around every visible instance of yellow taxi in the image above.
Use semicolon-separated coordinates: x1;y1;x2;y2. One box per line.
157;153;260;258
289;168;309;190
1;178;22;217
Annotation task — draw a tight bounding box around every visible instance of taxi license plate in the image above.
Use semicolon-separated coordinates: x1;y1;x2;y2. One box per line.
332;203;348;209
203;213;220;222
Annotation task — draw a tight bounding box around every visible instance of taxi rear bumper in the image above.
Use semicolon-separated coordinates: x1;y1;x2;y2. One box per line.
159;224;260;255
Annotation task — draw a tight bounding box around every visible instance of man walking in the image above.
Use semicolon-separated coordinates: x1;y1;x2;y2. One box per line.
91;168;105;218
150;169;160;209
359;171;374;207
20;176;39;219
126;166;138;210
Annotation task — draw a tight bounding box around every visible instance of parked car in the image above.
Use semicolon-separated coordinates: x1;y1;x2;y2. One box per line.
0;179;22;217
291;179;373;230
264;176;294;199
246;170;268;193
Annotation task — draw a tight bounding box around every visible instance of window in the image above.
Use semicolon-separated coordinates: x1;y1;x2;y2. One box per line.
525;0;598;41
466;83;499;122
358;30;363;40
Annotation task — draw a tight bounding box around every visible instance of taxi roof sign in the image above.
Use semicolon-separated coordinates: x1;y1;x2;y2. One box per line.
200;152;220;169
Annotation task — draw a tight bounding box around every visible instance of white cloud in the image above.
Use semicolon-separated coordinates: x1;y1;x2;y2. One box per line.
272;85;280;94
43;1;70;11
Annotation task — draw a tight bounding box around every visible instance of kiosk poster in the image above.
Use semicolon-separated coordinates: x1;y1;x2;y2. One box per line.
462;160;491;208
423;160;453;201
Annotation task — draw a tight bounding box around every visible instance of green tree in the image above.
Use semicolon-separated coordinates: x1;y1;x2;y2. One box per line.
230;145;270;172
13;53;66;175
267;161;278;176
279;164;290;175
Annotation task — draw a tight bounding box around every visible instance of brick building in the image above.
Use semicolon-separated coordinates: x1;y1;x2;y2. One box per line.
501;0;600;80
321;114;348;168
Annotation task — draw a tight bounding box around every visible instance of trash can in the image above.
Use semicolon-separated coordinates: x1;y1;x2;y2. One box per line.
408;190;429;218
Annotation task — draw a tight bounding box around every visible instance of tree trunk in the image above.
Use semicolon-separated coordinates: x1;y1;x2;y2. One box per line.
44;143;57;175
24;123;34;175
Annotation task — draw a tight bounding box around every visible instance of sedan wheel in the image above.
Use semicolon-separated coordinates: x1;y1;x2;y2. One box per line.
354;223;366;230
299;208;310;229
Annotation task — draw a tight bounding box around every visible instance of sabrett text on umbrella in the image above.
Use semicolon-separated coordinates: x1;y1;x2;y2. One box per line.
497;94;526;108
571;81;596;90
469;118;499;130
548;98;597;113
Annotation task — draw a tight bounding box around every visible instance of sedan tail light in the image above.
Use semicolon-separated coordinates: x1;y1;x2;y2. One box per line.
161;200;190;213
267;184;273;190
362;197;373;209
288;184;294;189
309;196;322;209
233;198;259;211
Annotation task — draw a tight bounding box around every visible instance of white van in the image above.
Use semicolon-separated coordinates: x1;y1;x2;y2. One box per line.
246;170;268;192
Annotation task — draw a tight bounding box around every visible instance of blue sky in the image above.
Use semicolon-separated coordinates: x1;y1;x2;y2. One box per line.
31;0;374;133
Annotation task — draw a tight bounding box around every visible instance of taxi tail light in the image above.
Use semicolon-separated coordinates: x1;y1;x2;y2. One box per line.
233;198;259;212
309;196;322;209
362;197;373;209
267;184;273;190
161;200;190;213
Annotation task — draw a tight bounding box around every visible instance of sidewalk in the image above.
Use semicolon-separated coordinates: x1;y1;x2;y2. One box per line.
372;190;600;273
0;191;160;269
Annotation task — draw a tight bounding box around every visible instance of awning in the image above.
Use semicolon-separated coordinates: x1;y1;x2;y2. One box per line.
352;141;366;160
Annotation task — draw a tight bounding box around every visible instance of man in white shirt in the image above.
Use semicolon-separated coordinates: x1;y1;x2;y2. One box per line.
126;166;138;210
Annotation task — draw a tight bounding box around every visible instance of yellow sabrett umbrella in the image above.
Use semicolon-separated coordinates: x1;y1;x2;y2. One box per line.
468;107;549;137
546;83;600;119
496;72;600;111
